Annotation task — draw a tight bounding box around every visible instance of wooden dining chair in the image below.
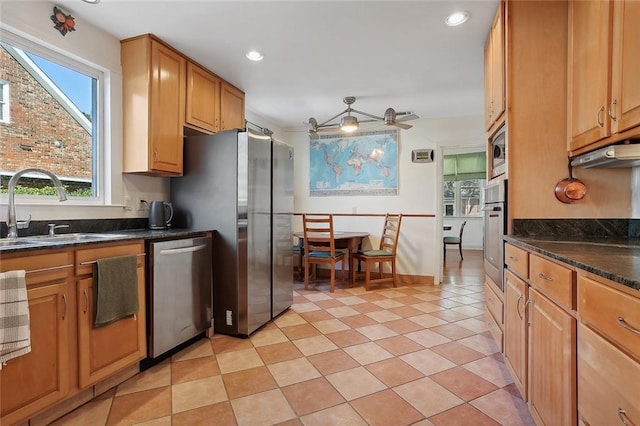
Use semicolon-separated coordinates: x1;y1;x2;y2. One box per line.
351;213;402;291
302;214;347;293
444;220;467;260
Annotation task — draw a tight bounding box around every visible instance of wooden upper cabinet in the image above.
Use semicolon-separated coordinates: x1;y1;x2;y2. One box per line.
568;0;640;154
121;35;186;176
186;62;221;134
610;0;640;135
484;2;505;132
221;81;245;131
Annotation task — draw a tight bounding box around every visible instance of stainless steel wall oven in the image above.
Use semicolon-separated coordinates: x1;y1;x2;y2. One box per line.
483;180;507;291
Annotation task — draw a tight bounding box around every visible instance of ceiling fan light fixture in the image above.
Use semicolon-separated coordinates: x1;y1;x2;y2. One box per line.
445;11;469;26
340;115;359;132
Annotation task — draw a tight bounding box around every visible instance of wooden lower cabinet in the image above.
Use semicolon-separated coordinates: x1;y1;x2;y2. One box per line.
503;269;528;400
0;242;146;425
577;323;639;426
528;287;576;426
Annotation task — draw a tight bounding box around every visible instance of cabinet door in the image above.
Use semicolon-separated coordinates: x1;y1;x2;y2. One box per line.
503;270;528;400
490;4;505;127
77;266;146;388
150;40;185;174
577;323;640;426
484;33;493;131
186;62;220;134
568;0;613;151
528;288;576;426
220;81;245;131
610;0;640;134
0;283;69;424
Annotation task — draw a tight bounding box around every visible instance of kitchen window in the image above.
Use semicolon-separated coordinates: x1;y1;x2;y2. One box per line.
0;80;9;123
0;31;102;199
443;152;486;217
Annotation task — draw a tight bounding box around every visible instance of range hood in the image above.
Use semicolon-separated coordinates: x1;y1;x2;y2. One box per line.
571;143;640;168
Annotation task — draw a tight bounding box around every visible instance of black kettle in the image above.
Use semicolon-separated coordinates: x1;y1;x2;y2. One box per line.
148;201;174;229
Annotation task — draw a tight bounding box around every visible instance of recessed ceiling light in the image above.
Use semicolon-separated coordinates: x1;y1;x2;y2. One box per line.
81;0;100;3
445;11;470;26
245;50;264;61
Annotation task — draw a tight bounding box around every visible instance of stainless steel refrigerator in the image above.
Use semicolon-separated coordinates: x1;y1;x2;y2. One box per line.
170;129;294;336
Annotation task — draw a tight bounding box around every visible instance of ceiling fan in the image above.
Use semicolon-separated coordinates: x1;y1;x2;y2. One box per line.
307;96;419;138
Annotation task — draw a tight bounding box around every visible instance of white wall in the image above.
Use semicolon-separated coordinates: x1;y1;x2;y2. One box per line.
283;115;486;283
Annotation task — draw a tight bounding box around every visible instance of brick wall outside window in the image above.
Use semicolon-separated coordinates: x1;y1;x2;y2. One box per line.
0;47;92;181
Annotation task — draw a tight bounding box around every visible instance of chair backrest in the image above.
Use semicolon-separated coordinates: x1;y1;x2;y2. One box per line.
378;213;403;254
459;221;467;239
302;214;337;256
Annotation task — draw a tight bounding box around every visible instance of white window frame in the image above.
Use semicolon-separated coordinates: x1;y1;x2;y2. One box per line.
444;179;484;217
0;28;106;205
0;80;9;123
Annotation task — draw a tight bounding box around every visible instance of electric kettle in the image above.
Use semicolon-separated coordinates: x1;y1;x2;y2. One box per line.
148;201;174;229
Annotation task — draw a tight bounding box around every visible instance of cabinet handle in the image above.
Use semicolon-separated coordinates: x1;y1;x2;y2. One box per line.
25;264;73;274
609;99;618;121
83;289;89;314
516;294;524;320
62;294;67;320
537;273;553;282
596;106;605;127
617;408;633;426
617;317;640;336
525;299;533;325
153;149;158;162
509;256;518;262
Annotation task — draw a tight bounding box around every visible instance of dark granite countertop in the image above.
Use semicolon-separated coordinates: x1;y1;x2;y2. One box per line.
0;228;212;254
504;236;640;292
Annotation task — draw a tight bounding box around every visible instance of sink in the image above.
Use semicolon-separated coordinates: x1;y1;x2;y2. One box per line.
0;239;41;247
21;233;130;243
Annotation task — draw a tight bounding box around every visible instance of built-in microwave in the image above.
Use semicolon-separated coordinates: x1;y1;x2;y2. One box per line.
490;124;506;178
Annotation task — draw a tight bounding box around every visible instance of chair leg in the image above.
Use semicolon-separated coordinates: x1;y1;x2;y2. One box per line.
391;259;397;288
365;261;371;291
443;243;446;261
341;258;346;285
330;262;335;293
304;259;309;290
459;243;463;260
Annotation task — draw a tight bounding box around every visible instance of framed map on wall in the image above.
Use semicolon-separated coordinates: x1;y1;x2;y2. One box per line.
309;129;398;196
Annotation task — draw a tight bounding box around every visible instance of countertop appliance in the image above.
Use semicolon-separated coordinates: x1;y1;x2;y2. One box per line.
170;130;294;337
571;142;640;168
148;201;173;229
483;179;507;291
145;235;212;362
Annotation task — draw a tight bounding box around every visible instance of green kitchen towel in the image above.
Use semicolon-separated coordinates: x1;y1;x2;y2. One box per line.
94;255;139;328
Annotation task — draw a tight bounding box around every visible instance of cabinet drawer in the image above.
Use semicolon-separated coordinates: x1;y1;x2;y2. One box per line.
578;275;640;362
578;323;640;426
485;307;503;353
1;250;73;287
529;253;575;311
75;241;145;275
484;281;503;327
505;244;528;279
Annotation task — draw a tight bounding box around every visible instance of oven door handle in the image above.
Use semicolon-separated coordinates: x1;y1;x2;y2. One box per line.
481;206;502;212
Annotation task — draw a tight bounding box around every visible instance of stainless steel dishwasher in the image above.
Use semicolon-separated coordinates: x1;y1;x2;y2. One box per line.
147;236;212;359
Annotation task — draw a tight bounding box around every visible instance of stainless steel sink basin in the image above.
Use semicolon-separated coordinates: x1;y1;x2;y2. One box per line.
0;239;40;247
22;233;129;243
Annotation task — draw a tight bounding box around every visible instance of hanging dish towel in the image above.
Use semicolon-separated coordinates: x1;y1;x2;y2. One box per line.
94;255;139;328
0;270;31;369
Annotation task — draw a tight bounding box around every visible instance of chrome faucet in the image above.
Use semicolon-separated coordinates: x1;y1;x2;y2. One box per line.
6;168;68;239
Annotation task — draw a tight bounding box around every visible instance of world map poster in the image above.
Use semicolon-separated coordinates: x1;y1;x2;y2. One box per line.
309;129;398;196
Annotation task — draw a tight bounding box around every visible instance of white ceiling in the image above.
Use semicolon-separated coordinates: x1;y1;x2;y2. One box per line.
58;0;499;130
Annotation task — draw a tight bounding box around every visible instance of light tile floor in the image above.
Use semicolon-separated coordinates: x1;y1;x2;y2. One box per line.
52;251;535;425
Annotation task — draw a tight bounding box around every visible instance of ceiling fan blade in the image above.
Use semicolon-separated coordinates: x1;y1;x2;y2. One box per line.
392;122;413;130
396;113;419;122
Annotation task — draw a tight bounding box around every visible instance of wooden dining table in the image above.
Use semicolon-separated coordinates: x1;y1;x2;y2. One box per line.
293;231;370;280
